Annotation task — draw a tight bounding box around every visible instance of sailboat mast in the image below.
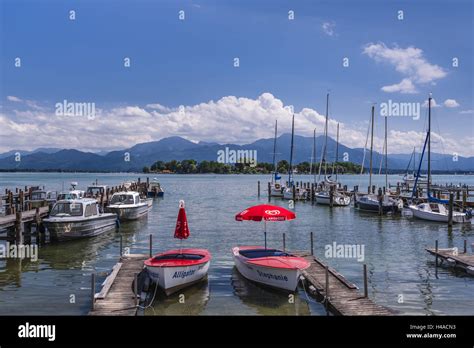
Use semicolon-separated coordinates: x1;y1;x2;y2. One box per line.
334;123;339;180
313;128;317;184
324;93;329;176
427;96;431;196
369;105;375;189
384;115;388;190
288;114;295;186
310;128;316;182
272;119;278;179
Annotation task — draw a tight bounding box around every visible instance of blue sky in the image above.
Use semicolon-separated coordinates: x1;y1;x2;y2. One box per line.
1;0;473;155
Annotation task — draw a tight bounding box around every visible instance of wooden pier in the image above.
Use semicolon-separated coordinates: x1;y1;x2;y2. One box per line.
89;254;147;316
294;251;395;316
426;240;474;275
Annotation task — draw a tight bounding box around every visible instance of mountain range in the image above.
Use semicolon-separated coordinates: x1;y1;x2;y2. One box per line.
0;135;473;172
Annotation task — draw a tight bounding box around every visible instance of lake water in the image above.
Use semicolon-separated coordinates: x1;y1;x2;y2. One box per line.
0;173;473;316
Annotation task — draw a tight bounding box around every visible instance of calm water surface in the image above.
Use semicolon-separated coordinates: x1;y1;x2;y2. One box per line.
0;173;473;315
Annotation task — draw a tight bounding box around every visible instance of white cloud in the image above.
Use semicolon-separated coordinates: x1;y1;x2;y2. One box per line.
363;43;447;93
381;78;417;94
422;98;441;108
443;99;459;108
321;22;336;36
460;109;473;114
0;93;472;156
7;96;22;102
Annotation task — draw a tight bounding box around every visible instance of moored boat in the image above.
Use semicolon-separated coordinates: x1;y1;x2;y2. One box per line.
144;200;211;295
106;191;152;221
355;194;403;213
27;190;57;209
408;202;471;223
147;179;164;197
144;248;211;295
43;198;117;242
315;190;351;206
232;246;310;291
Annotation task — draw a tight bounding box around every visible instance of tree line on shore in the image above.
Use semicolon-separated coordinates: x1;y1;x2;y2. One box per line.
142;159;362;174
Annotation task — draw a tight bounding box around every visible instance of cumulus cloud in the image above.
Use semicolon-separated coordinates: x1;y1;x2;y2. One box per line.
7;96;22;102
422;98;441;108
363;42;447;94
460;109;473;114
0;93;472;156
321;22;336;36
380;78;417;94
443;99;459;108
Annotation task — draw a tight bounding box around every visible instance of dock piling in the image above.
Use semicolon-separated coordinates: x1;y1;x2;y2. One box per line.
149;234;152;258
283;233;286;252
448;193;454;226
310;232;314;255
91;273;96;311
363;264;368;298
257;181;260;198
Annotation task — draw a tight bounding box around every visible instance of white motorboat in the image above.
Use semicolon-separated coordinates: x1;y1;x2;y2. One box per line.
232;246;310;292
408;202;471;223
147;179;164;197
43;198;117;242
27;190;57;209
283;186;307;200
107;191;153;221
315;190;351;206
355;194;403;213
85;183;108;198
144;248;211;295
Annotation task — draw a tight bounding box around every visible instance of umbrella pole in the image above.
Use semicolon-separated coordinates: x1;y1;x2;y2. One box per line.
264;220;267;250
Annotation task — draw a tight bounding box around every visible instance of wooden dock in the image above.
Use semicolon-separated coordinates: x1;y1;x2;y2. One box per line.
426;243;474;275
89;254;147;316
294;252;395;316
0;206;49;230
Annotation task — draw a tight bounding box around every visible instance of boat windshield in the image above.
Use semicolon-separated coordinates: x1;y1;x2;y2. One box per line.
110;194;134;204
57;193;77;200
50;202;83;217
239;249;292;258
154;254;204;261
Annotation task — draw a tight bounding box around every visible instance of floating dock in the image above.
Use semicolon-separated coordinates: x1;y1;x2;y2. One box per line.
426;241;474;275
294;251;395;316
89;254;147;316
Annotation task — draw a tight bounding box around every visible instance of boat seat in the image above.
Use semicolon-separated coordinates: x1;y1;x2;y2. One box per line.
154;253;204;261
239;249;292;258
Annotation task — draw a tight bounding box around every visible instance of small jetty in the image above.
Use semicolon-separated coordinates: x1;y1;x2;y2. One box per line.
426;240;474;275
294;250;395;316
89;254;148;316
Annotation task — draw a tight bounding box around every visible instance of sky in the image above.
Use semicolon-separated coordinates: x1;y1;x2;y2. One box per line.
0;0;473;156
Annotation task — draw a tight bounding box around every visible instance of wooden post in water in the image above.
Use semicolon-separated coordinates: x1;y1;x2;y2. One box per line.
363;264;368;298
292;184;296;201
464;239;467;254
311;184;315;205
15;211;24;245
325;265;329;313
91;273;96;311
149;234;153;257
134;273;139;306
329;185;334;208
448;193;454;226
462;190;467;210
435;240;439;269
268;182;271;202
257;181;260;198
310;232;314;255
378;187;383;216
283;233;286;252
119;235;123;257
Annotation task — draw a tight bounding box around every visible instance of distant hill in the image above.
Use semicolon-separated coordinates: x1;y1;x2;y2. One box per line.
0;135;473;172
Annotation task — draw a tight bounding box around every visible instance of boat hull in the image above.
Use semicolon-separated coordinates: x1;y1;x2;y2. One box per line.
232;247;307;292
355;196;401;214
145;249;211;295
408;205;470;223
315;193;351;206
43;214;117;242
107;200;152;221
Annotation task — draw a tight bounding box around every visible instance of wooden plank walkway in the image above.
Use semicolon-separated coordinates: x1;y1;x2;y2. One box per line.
293;252;395;316
0;206;49;229
426;248;474;275
89;254;147;316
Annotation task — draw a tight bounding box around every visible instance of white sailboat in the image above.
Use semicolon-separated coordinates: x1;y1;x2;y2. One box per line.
269;120;285;197
408;95;472;223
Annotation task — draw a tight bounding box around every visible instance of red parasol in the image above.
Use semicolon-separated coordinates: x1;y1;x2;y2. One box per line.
174;200;190;240
235;204;296;222
235;204;296;249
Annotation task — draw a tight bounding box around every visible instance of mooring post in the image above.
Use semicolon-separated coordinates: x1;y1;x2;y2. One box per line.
267;182;271;202
283;233;286;252
149;234;153;258
91;273;96;311
119;235;123;257
310;231;314;255
257;181;260;198
435;240;439;268
134;273;139;306
325;265;329;313
15;211;24;245
448;193;454;226
464;239;467;254
363;264;368;298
